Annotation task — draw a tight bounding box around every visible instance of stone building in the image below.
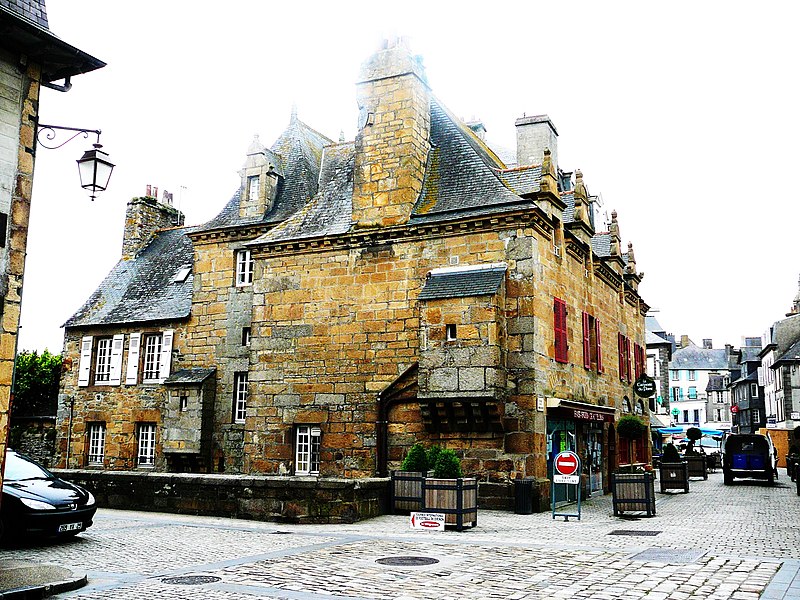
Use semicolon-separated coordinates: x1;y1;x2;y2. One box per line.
0;0;103;485
57;40;649;505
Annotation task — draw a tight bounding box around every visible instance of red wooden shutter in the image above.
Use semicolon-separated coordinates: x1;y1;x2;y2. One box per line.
582;311;591;369
625;337;632;382
617;333;624;380
595;319;603;373
554;298;568;363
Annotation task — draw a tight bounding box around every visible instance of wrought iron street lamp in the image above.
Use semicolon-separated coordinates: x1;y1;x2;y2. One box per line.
35;123;115;200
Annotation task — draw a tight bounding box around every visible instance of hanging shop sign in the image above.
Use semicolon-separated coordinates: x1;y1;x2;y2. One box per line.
633;374;656;398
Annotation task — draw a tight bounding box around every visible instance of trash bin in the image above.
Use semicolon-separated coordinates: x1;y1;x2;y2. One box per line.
514;478;535;514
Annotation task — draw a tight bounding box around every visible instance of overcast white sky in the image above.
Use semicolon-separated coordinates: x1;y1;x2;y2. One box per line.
17;1;800;354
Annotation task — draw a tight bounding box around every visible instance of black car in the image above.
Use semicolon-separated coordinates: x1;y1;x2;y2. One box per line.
1;450;97;541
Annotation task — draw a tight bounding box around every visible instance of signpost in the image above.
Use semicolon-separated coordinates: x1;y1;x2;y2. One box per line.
551;450;581;521
633;374;656;398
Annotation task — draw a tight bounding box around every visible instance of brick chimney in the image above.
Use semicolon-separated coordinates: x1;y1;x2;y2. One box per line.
122;195;185;260
352;38;431;228
515;114;558;168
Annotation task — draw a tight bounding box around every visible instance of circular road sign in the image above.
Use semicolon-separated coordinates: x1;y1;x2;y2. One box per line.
554;451;580;476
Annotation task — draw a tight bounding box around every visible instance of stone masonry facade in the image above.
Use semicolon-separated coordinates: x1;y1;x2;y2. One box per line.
57;40;649;507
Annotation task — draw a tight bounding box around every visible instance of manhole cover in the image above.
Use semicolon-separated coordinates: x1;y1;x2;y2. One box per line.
271;531;292;534
630;548;706;563
161;576;222;585
376;556;440;567
609;529;662;536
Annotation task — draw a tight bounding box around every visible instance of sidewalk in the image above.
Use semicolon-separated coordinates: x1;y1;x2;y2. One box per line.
0;559;86;599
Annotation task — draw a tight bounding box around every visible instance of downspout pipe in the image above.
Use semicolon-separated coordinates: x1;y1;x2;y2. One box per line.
42;76;72;92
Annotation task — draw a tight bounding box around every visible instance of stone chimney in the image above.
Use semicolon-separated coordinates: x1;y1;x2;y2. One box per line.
515;114;558;168
680;335;690;348
703;339;713;349
352;38;431;228
466;119;486;141
122;195;185;260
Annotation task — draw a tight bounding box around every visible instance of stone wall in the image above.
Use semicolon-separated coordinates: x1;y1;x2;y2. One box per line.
0;49;40;484
55;470;388;524
10;417;56;467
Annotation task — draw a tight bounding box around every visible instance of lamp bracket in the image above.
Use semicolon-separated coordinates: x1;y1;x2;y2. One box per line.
35;122;102;150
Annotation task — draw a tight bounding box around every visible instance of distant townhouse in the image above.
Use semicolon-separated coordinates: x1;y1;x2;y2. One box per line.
668;338;733;428
645;315;673;415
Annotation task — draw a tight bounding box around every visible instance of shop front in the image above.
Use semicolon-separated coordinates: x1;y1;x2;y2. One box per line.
546;399;616;499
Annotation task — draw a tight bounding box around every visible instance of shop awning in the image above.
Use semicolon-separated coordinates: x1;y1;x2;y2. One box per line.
546;398;616;423
656;427;724;437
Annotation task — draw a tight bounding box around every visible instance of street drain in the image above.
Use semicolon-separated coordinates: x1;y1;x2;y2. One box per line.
376;556;440;567
161;575;222;585
630;548;706;563
609;529;662;536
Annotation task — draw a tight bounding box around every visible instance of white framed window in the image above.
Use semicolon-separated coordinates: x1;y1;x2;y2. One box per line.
752;409;761;424
94;337;113;383
248;175;260;202
233;372;248;423
142;333;162;381
295;425;321;475
137;423;156;467
750;383;758;397
670;370;679;381
236;249;254;286
87;422;106;465
688;370;696;381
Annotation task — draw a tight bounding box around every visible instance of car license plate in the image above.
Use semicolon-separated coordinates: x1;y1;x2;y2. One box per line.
58;522;83;533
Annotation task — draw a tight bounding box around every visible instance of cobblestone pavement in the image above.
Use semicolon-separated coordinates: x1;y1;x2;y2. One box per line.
3;470;799;599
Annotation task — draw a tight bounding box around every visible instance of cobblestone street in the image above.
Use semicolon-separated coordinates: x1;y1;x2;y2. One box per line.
3;471;799;599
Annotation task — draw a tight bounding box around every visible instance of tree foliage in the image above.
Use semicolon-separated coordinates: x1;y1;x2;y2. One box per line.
401;443;429;472
12;350;62;417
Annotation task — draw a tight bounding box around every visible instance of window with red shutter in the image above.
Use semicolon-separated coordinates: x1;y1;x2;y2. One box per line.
554;298;568;363
625;337;632;382
618;333;624;380
582;311;591;369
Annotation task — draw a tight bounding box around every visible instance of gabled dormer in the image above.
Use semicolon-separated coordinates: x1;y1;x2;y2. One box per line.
238;135;283;220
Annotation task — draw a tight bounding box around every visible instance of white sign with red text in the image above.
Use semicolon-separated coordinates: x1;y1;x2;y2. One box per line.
410;512;445;531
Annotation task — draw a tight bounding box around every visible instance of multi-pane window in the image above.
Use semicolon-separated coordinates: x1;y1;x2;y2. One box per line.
750;383;758;397
137;423;156;466
752;409;761;424
618;334;632;382
688;386;697;399
236;249;254;286
295;425;321;475
248;175;260;202
693;409;700;423
87;422;106;465
94;337;113;383
671;370;679;381
688;370;696;381
553;298;568;363
233;372;248;423
142;333;162;381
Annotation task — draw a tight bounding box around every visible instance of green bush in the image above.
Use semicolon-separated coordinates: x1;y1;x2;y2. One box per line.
432;448;463;479
400;443;429;472
662;443;682;463
426;445;443;472
617;415;647;439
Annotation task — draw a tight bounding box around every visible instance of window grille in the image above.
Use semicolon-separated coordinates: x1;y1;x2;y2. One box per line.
94;338;113;382
88;423;106;465
236;249;254;286
142;334;162;381
295;425;321;475
137;423;156;466
234;372;248;423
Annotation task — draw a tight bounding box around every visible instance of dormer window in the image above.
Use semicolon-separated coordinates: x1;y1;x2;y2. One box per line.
172;266;191;283
248;175;260;202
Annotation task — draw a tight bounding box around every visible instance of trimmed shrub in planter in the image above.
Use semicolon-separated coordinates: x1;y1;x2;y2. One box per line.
611;471;656;516
617;415;648;470
423;449;477;530
684;453;708;480
391;443;429;513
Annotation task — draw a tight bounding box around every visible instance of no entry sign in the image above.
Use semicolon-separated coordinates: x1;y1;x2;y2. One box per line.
554;451;580;476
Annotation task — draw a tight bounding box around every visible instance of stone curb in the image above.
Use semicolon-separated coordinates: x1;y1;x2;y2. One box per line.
0;567;87;599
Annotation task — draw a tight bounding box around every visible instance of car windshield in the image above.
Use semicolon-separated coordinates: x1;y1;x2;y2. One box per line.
3;452;53;482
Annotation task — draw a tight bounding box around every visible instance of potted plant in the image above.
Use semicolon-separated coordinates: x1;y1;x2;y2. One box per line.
390;443;429;513
610;415;656;516
423;448;477;530
617;415;648;471
659;442;689;493
683;427;707;480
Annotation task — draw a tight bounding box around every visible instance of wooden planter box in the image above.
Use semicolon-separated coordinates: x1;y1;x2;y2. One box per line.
423;477;478;531
659;461;689;493
390;470;427;513
684;454;708;480
610;472;656;517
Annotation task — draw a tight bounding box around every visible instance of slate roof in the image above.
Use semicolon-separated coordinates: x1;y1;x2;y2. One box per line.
1;0;47;27
773;338;800;367
706;374;726;392
669;344;729;370
163;368;216;385
201;115;333;231
590;233;611;257
646;330;671;346
251;143;354;243
740;346;762;363
418;265;506;301
64;227;195;328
